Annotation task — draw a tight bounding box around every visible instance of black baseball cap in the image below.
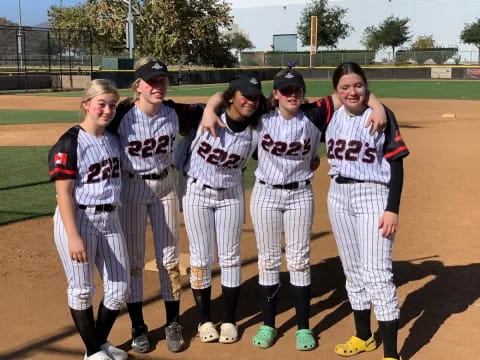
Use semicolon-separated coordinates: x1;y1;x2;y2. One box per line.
273;69;306;91
228;74;263;97
135;61;169;81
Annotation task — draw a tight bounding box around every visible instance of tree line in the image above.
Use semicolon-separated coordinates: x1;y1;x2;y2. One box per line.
4;0;479;66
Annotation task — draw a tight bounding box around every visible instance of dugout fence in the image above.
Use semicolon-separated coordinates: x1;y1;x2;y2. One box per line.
0;25;93;91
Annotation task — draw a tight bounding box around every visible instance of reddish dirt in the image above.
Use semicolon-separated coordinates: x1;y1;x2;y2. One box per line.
0;96;479;360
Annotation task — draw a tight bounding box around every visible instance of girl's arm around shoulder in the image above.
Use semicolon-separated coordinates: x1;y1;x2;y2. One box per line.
107;97;134;135
164;99;206;136
365;91;387;135
300;95;335;132
200;92;227;138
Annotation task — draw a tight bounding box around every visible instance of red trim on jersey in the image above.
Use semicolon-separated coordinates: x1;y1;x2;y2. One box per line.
49;168;77;176
384;146;408;159
325;96;332;124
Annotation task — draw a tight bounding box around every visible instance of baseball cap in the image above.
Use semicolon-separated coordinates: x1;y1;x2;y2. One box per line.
273;69;306;91
228;74;263;97
135;60;169;81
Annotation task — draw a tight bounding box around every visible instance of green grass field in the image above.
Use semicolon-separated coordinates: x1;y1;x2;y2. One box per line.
0;146;56;225
0;79;477;224
14;80;480;100
0;109;80;125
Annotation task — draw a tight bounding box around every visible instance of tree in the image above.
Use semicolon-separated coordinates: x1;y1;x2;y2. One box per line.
412;35;435;50
362;16;411;56
297;0;352;50
0;17;17;26
461;18;480;63
224;24;254;62
48;0;235;65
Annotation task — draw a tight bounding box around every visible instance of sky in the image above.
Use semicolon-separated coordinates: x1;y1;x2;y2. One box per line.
2;0;479;60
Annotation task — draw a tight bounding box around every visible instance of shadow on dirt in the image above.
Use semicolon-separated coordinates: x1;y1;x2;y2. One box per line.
2;253;479;359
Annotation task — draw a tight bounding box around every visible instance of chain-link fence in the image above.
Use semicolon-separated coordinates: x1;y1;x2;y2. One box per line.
241;50;480;67
0;25;93;91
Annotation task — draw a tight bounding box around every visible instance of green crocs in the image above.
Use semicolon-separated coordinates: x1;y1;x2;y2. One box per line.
252;325;277;349
296;329;316;351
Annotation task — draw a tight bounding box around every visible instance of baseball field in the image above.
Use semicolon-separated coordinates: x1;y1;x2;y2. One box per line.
1;80;479;359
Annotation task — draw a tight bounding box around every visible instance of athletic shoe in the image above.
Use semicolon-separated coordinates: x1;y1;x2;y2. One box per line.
165;322;186;352
100;341;128;360
131;325;151;353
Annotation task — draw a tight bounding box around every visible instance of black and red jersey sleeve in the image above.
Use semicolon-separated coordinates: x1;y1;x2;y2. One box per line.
383;106;409;162
300;95;334;132
164;100;205;136
107;98;134;135
48;126;79;181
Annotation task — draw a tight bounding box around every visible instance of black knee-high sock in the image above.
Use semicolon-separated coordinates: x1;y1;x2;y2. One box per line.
70;307;100;356
353;309;372;341
96;302;120;346
290;284;311;330
127;302;146;329
222;285;241;324
165;300;180;325
379;319;399;359
192;287;212;324
260;284;280;328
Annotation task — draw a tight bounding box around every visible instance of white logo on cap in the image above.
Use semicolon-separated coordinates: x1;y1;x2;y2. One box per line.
152;62;163;70
285;72;295;79
249;78;258;85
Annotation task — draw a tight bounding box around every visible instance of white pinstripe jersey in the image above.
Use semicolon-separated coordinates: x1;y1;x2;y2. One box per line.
186;112;253;188
326;105;409;184
255;96;334;185
48;125;121;205
116;104;178;175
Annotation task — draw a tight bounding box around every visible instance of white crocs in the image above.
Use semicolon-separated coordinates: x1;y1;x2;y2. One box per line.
84;350;111;360
219;323;238;344
100;341;128;360
198;321;219;343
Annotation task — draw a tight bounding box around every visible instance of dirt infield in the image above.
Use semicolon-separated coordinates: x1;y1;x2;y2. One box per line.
1;96;479;360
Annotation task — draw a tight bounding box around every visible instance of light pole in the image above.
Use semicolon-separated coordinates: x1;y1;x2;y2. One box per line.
17;0;23;68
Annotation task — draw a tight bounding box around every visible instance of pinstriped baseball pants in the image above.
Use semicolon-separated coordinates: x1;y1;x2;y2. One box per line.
54;206;130;311
250;181;314;287
120;171;181;303
327;179;400;321
182;177;244;289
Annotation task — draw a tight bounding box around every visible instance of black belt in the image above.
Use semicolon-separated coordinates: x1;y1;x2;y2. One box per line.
128;168;168;180
78;204;116;212
259;180;310;190
192;178;226;191
334;175;364;184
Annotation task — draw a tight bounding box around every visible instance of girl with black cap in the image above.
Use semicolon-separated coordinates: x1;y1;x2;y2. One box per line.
107;57;186;354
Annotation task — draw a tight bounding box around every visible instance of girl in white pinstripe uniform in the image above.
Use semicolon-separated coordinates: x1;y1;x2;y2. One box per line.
107;57;185;353
49;79;129;360
251;69;385;351
327;62;408;360
177;74;265;344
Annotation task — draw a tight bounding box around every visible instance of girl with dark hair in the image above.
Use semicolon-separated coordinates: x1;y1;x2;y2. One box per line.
327;62;408;360
177;73;265;344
